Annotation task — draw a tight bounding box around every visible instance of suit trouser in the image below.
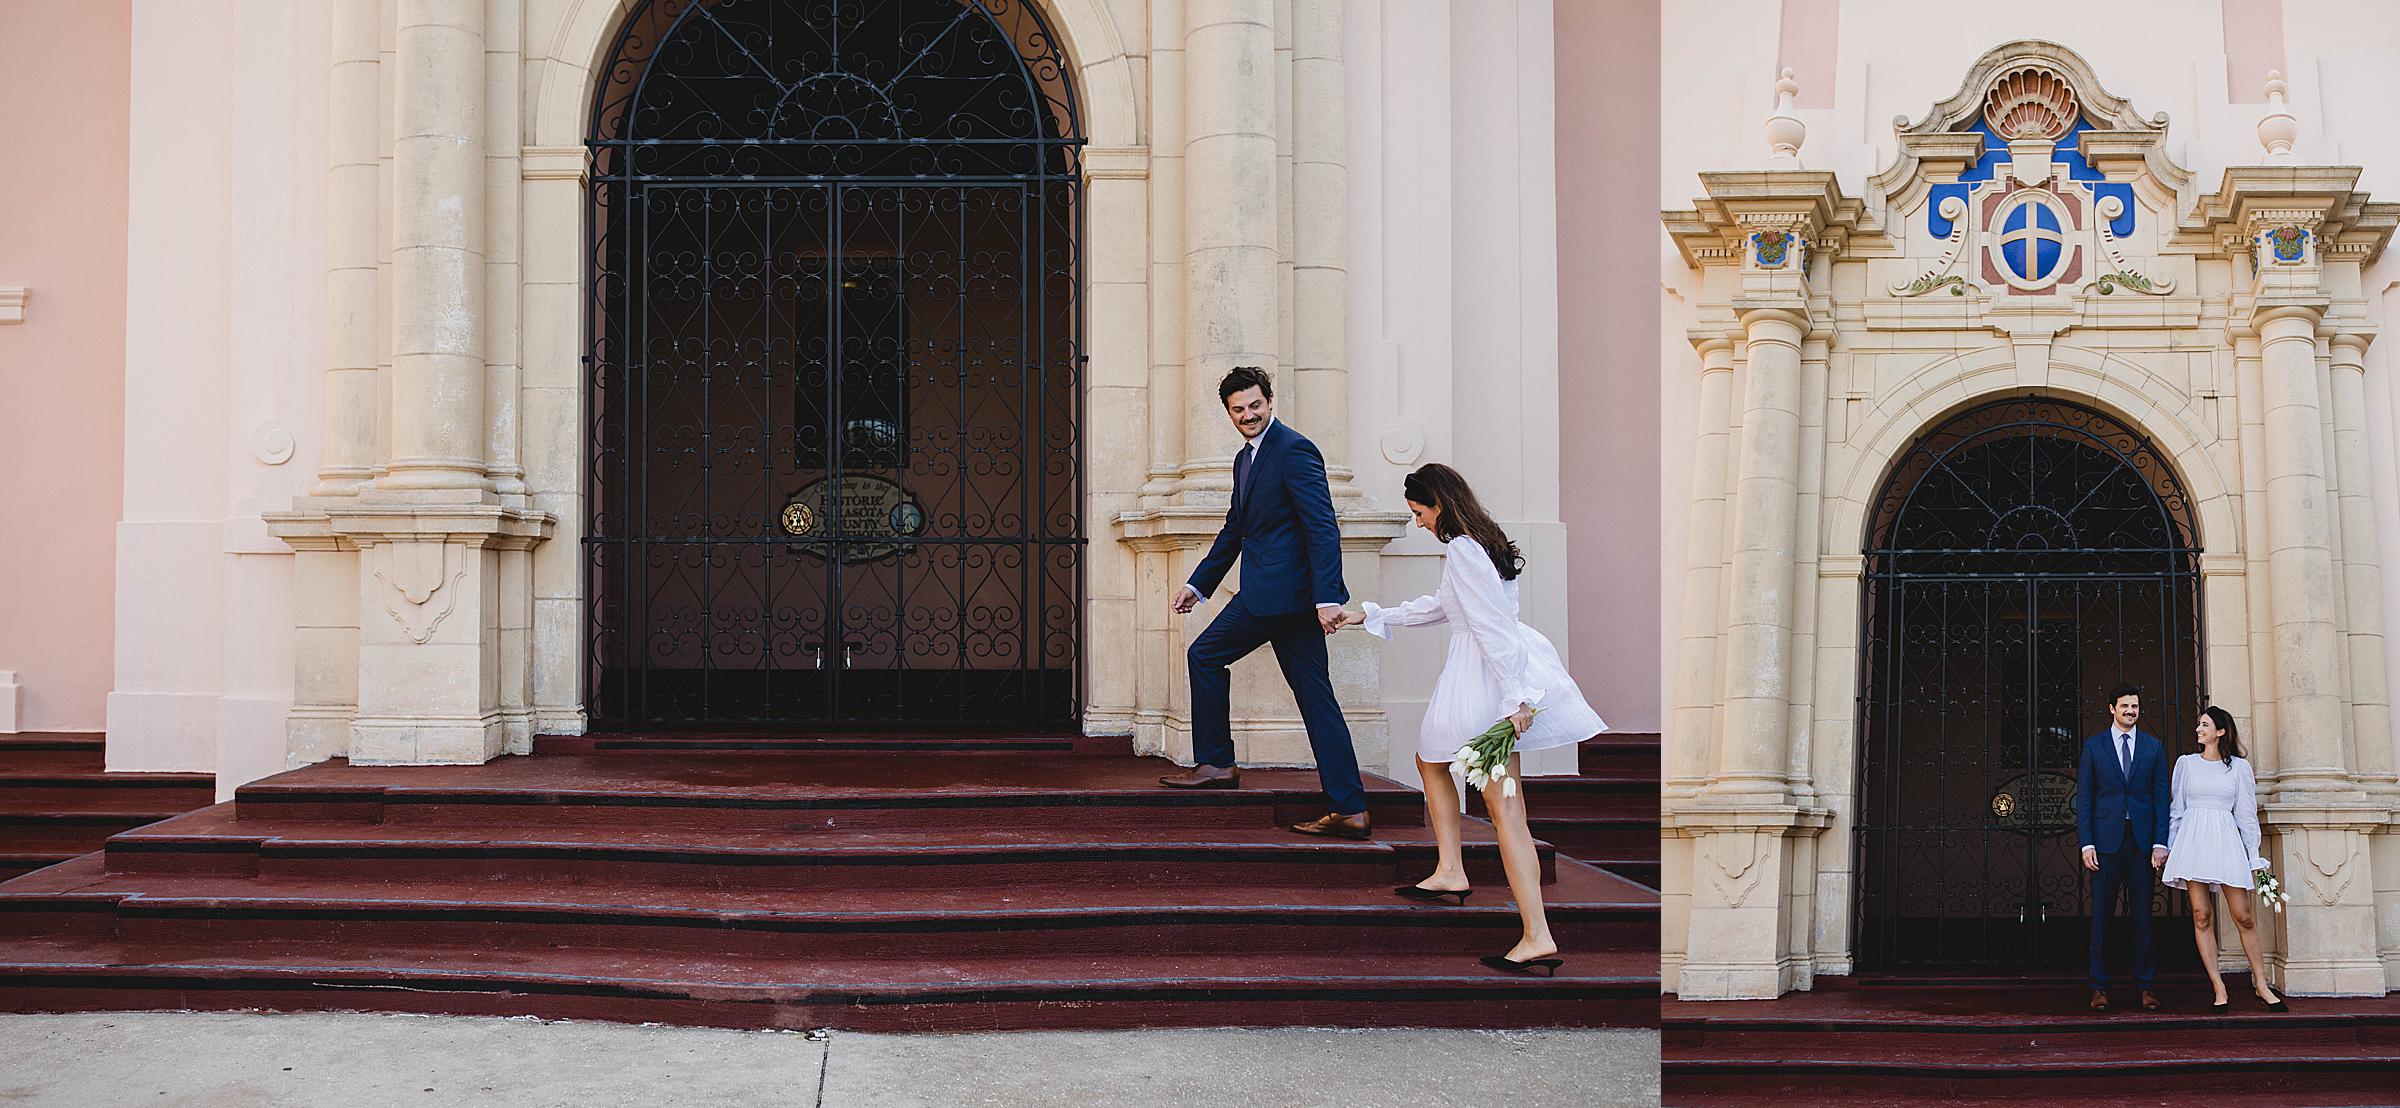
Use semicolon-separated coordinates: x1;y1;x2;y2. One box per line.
1187;593;1368;815
2090;821;2156;991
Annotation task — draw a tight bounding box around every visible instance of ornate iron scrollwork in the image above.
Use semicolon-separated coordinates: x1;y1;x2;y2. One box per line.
1855;397;2203;970
585;0;1085;729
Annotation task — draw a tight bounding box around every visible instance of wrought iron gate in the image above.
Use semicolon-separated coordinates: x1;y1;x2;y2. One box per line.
1855;398;2203;970
584;0;1084;729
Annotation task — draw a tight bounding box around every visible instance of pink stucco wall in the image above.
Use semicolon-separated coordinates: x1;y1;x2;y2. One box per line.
1556;0;1664;732
0;2;131;731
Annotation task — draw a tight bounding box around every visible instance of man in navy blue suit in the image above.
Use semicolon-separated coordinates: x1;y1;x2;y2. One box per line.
1158;366;1371;840
2073;682;2173;1011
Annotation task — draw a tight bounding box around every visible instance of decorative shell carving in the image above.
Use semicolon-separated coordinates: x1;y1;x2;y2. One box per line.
1982;67;2078;140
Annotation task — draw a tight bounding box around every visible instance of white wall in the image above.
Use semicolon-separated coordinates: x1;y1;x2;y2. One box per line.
1348;0;1576;776
109;0;326;796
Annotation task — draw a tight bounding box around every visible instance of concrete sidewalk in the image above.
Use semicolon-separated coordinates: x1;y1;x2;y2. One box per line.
0;1012;1659;1107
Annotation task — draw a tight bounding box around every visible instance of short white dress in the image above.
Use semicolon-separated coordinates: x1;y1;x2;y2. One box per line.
1360;535;1607;765
2162;753;2268;891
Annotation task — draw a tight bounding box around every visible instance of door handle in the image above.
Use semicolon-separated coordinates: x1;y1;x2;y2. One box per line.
843;640;866;669
802;642;825;670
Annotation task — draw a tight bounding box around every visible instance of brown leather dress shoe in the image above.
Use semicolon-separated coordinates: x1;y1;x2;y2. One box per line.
2089;990;2110;1011
2140;990;2161;1011
1289;811;1371;840
1158;764;1241;789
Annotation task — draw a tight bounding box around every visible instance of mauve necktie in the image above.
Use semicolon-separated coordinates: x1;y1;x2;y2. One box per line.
2119;732;2132;780
1234;441;1255;511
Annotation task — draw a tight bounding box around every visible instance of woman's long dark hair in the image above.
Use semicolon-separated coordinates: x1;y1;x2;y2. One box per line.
1402;464;1523;581
2201;705;2244;769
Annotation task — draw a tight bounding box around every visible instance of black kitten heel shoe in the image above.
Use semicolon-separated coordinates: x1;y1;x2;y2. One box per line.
1479;954;1564;977
1394;884;1472;905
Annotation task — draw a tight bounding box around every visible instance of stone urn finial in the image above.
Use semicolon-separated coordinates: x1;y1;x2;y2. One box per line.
1765;67;1805;168
2258;69;2298;162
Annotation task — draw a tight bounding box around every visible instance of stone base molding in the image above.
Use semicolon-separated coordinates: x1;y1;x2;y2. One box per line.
1663;803;1834;999
2263;804;2396;996
1115;507;1408;771
269;502;551;766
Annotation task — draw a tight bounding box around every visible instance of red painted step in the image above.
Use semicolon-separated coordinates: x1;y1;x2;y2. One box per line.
0;809;197;848
0;944;1659;1031
0;852;79;883
0;734;105;774
0;733;216;874
0;745;1658;1030
0;772;216;808
537;732;1121;756
0;855;1650;960
101;807;1562;887
1579;732;1659;778
1483;734;1660;891
1662;980;2400;1104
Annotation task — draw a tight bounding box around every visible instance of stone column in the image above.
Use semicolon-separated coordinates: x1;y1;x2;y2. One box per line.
2254;302;2349;790
2327;333;2394;786
483;0;526;502
1117;0;1406;770
1180;0;1277;486
1140;0;1187;504
2252;299;2383;995
315;0;380;499
1668;203;1836;999
1675;300;1823;1000
276;0;382;765
1711;302;1808;800
1668;335;1735;797
382;0;489;495
2187;171;2400;996
330;0;549;764
1289;0;1348;474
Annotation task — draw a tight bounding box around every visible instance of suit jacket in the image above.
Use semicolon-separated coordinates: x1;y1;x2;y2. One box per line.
2074;727;2172;855
1185;419;1348;617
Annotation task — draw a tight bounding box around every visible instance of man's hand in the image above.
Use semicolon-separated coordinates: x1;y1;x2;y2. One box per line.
1316;605;1343;635
2082;846;2100;872
1172;585;1200;615
2152;846;2169;871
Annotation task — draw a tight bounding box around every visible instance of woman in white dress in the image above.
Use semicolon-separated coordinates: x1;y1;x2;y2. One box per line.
1331;464;1608;976
2161;706;2287;1013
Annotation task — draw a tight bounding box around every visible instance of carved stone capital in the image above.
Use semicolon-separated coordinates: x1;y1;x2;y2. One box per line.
1665;171;1867;271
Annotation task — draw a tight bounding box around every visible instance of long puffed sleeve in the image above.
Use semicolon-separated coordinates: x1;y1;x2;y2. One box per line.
1360;593;1447;640
1445;537;1544;713
2167;755;2187;854
2236;757;2267;871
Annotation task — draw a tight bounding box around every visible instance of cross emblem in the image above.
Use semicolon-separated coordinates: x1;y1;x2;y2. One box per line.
1991;192;2073;290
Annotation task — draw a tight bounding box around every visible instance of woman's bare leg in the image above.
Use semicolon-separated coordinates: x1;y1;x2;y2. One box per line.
1413;758;1469;892
2185;883;2225;1005
2224;886;2281;1004
1485;753;1556;962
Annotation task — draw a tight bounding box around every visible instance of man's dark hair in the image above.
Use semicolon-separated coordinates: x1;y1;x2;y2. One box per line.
1219;366;1274;405
2107;682;2142;706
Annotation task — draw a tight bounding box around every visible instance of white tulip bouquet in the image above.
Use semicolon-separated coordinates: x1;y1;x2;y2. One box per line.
2254;867;2287;913
1451;708;1538;799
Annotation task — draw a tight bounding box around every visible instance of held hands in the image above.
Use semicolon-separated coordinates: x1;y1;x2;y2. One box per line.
2152;846;2169;871
1316;606;1345;635
2081;846;2099;872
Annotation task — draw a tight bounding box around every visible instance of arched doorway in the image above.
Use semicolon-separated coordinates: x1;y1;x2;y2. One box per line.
584;0;1085;730
1855;397;2203;971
